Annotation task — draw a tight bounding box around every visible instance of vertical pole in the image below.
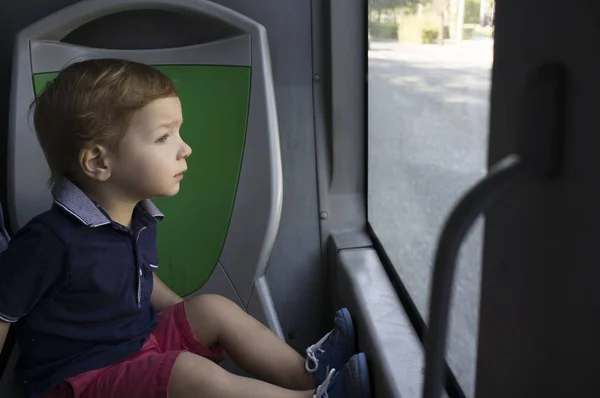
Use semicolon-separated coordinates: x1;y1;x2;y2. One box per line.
456;0;466;45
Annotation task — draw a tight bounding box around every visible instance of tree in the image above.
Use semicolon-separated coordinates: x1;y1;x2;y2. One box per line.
369;0;424;23
369;0;428;23
434;0;450;45
368;0;424;12
465;0;481;24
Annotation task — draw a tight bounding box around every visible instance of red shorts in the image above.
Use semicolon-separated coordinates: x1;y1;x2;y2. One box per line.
44;300;226;398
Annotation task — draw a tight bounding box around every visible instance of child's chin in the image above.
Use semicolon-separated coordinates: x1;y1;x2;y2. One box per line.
151;185;180;199
165;184;181;197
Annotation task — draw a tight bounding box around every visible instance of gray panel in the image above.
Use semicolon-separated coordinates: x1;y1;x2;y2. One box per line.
247;276;285;341
262;84;324;352
9;0;267;41
314;0;366;247
214;0;324;354
217;10;283;307
31;35;251;73
189;262;244;309
60;9;242;49
337;248;427;398
316;0;368;348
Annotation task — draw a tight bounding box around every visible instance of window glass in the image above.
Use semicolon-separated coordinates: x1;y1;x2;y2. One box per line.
367;1;495;395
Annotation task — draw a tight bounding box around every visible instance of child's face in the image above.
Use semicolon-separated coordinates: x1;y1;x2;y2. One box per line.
109;96;192;200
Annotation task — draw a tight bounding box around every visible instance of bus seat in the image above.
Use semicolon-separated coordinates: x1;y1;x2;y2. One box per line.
8;0;283;326
3;0;283;394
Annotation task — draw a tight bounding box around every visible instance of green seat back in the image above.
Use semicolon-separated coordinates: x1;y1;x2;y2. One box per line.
33;65;251;296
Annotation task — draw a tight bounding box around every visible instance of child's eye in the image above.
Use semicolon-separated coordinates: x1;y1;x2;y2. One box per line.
155;134;169;144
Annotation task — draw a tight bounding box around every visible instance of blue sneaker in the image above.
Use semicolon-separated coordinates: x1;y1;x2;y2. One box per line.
313;353;372;398
305;308;357;385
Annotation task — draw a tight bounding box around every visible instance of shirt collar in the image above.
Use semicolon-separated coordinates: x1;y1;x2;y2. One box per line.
51;179;164;228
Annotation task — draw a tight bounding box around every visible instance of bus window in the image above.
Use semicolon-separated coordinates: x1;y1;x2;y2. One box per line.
367;1;495;396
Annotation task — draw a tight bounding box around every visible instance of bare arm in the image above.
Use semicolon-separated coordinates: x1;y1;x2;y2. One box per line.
0;322;9;356
151;273;183;312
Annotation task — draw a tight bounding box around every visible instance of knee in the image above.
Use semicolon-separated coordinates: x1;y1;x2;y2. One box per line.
169;352;227;395
172;352;201;378
186;294;238;318
185;294;241;332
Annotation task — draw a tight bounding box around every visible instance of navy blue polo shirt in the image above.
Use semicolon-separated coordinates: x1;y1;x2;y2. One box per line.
0;179;164;397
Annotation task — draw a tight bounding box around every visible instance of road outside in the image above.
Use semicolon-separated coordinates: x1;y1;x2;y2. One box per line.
368;37;493;396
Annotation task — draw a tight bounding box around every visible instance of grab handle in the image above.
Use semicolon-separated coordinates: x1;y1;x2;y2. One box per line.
422;62;567;398
422;154;530;398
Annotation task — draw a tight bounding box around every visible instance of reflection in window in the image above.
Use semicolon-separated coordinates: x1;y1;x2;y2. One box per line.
367;0;495;396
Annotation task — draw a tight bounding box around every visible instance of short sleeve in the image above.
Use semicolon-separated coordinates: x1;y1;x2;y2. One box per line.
0;221;69;323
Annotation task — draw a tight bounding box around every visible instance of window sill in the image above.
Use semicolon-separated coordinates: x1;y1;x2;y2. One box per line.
335;247;437;398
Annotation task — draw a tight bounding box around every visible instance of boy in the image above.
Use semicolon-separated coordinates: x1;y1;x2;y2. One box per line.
0;59;372;398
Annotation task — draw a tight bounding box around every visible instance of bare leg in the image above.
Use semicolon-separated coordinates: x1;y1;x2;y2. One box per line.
169;352;315;398
184;294;317;391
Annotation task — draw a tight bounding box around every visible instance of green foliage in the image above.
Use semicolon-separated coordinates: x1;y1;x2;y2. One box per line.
397;14;442;44
371;22;399;39
368;0;425;11
418;26;450;44
421;29;438;44
465;0;481;24
462;26;475;39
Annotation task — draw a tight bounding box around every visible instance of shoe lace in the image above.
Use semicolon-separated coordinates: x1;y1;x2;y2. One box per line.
305;329;333;373
313;368;337;398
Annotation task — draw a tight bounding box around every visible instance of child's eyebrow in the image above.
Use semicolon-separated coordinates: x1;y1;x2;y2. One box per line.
156;119;183;129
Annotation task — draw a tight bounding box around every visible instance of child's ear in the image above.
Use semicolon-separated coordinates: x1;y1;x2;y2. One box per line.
79;145;111;182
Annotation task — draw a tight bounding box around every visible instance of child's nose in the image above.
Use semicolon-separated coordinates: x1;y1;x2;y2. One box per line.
179;141;192;159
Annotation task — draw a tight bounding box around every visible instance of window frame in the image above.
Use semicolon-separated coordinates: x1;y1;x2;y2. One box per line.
314;0;467;396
